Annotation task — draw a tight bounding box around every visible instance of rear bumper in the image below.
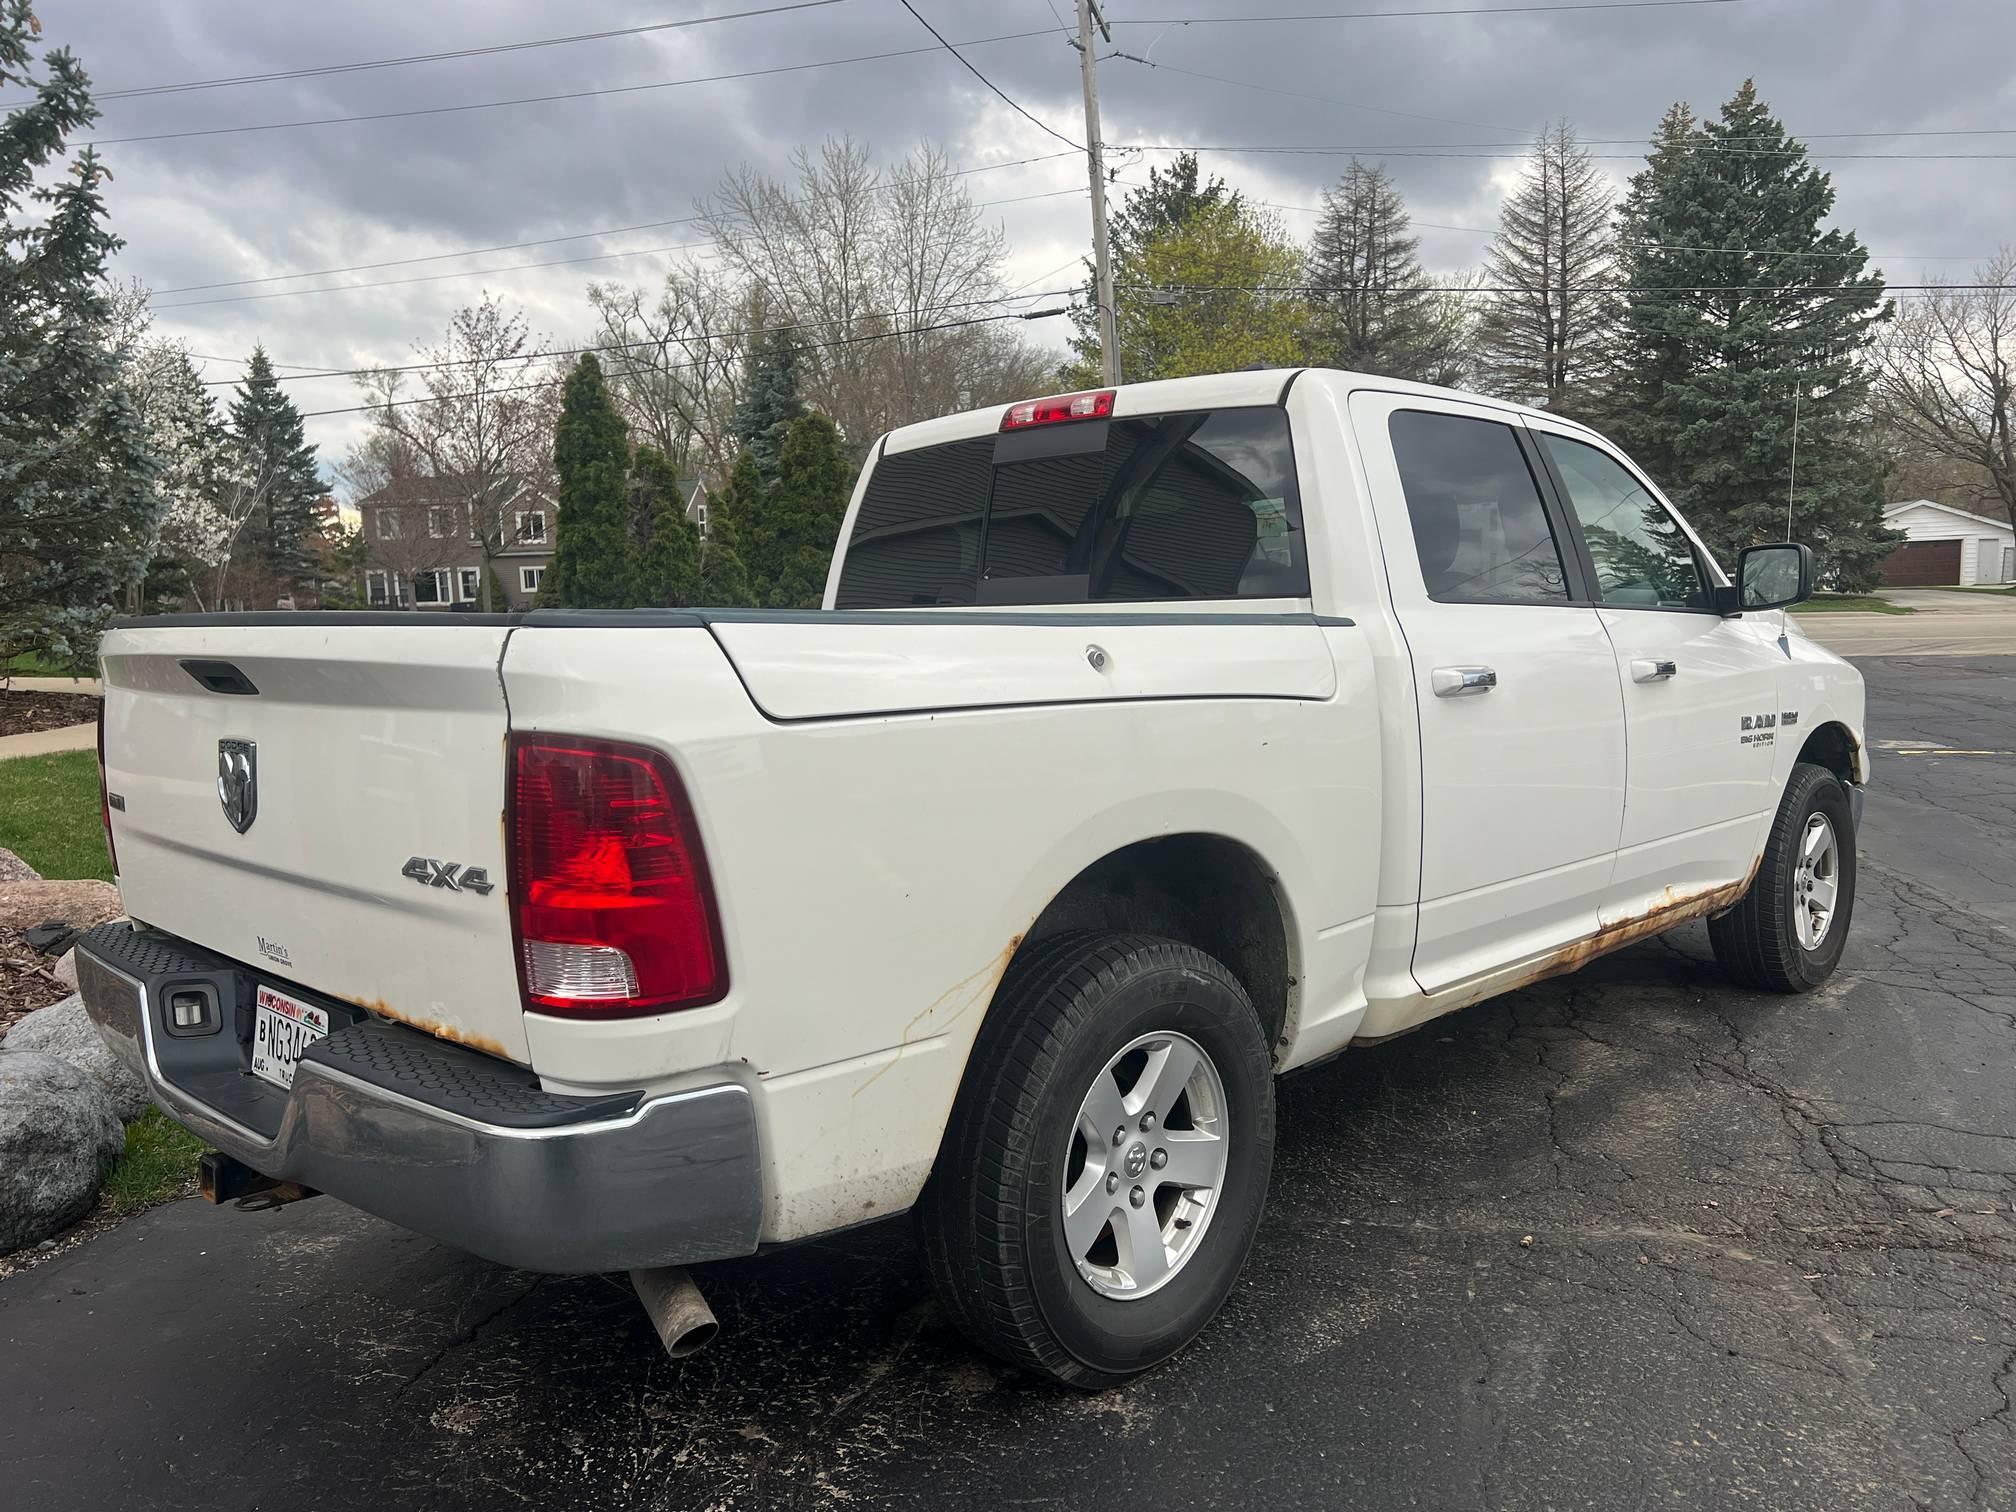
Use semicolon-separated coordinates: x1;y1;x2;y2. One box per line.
74;922;764;1274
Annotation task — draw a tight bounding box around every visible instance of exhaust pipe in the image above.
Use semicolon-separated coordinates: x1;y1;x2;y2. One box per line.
630;1266;719;1359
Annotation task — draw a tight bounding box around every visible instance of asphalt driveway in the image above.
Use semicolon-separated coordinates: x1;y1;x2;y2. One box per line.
5;656;2015;1511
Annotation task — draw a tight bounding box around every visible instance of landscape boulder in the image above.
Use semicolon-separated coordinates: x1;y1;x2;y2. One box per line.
3;994;150;1122
0;879;121;942
0;1052;123;1254
0;847;40;884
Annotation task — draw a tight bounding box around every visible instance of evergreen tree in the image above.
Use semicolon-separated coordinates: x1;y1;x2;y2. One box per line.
225;346;323;598
697;451;758;607
628;445;702;607
764;414;851;609
1612;83;1897;586
0;4;160;666
730;327;804;484
1305;160;1462;385
1475;123;1620;416
1069;151;1243;384
546;354;634;608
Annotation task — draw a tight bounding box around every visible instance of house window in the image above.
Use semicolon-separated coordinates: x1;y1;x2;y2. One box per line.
366;571;390;607
516;510;548;546
458;567;481;603
413;568;451;605
428;505;456;539
519;565;545;595
376;508;402;541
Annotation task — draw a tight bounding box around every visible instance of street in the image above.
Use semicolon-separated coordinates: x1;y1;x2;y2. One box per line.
5;654;2015;1511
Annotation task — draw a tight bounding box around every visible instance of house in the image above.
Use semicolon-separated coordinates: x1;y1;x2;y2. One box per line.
1878;499;2015;587
679;475;709;541
357;473;556;610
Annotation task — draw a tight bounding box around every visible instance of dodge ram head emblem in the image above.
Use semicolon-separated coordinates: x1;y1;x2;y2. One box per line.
217;739;258;834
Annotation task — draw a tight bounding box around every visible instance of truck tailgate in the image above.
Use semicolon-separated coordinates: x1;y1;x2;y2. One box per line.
99;623;531;1064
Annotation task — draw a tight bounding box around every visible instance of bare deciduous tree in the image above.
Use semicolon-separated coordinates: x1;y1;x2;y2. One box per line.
1874;248;2016;533
587;260;744;479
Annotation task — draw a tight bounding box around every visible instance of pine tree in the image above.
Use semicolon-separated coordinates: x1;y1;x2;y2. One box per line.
629;445;702;607
697;451;757;607
1069;151;1243;384
546;354;634;608
226;346;323;599
764;414;851;609
730;327;805;485
1475;123;1620;417
0;4;160;666
1305;160;1461;385
1612;84;1897;586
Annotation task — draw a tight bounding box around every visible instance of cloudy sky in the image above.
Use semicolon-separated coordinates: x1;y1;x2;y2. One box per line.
26;0;2016;476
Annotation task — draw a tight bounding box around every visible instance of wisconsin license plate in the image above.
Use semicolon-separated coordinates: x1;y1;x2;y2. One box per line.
250;985;329;1091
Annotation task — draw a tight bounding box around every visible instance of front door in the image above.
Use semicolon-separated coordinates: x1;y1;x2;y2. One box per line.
1351;392;1627;996
1523;421;1788;907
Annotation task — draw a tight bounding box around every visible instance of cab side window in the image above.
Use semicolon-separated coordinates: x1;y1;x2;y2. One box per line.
1538;434;1709;610
1388;410;1569;604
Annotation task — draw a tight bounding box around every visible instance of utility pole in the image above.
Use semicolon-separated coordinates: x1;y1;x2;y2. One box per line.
1074;0;1120;386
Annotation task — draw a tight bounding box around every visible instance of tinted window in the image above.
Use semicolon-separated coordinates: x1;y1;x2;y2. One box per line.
1539;435;1709;609
833;436;991;608
1388;411;1568;603
832;407;1307;607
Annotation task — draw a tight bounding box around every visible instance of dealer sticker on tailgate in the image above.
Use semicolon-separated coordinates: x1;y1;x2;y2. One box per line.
250;985;329;1091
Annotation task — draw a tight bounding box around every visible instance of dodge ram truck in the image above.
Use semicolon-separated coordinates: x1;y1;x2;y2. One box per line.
79;367;1866;1387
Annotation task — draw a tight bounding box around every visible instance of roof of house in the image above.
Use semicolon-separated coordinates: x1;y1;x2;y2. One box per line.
360;473;545;508
1884;498;2014;533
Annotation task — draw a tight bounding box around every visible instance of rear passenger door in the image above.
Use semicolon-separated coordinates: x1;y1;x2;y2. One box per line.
1524;421;1787;904
1350;392;1626;996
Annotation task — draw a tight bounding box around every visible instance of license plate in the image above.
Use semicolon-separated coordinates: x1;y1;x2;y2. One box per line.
250;985;329;1091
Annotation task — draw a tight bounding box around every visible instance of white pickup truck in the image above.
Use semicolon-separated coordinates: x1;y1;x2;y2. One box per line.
79;368;1865;1387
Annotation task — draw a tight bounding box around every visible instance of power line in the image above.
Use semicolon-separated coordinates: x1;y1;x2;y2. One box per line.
151;187;1088;312
896;1;1083;151
42;2;847;103
148;151;1081;296
294;305;1072;419
1117;0;1747;21
85;29;1058;146
1124;140;2016;161
1120;280;1987;294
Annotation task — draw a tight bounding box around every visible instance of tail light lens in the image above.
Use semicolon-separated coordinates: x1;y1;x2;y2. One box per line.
506;735;727;1017
96;700;117;876
1000;389;1115;431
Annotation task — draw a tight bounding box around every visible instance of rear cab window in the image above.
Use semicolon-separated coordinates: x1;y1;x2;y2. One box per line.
834;406;1309;608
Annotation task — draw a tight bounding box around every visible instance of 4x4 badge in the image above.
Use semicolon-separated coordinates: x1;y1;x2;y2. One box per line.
217;739;257;834
401;856;495;896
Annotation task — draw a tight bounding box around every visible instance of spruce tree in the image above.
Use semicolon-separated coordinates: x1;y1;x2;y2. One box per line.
730;328;805;485
546;354;633;609
764;414;851;609
1305;160;1462;386
1475;123;1620;417
0;4;160;666
1612;83;1896;586
226;346;323;597
698;451;758;607
628;445;702;607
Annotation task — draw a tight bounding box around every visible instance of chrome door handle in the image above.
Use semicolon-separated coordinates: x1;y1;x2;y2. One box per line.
1631;659;1678;683
1431;665;1497;698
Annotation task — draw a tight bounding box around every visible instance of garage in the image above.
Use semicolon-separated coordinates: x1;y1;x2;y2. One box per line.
1880;538;1964;586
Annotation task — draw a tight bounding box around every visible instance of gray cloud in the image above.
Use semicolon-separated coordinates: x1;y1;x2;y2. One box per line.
30;0;2015;467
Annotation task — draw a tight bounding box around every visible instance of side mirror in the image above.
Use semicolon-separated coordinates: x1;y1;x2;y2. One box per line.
1720;542;1814;615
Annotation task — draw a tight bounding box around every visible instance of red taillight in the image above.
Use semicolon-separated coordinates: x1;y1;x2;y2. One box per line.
96;700;116;876
1000;389;1115;431
506;735;726;1017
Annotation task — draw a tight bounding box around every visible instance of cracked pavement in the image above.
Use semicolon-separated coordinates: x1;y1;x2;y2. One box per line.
5;655;2016;1510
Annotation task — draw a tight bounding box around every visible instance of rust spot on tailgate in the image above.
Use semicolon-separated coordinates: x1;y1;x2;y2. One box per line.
336;992;512;1062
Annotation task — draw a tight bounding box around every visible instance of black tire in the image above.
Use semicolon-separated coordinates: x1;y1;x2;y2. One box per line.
917;931;1275;1389
1709;761;1857;993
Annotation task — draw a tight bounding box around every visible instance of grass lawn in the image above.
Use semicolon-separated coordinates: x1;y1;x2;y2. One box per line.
1953;585;2016;596
1790;595;1916;615
102;1108;207;1216
2;651;84;677
0;749;111;882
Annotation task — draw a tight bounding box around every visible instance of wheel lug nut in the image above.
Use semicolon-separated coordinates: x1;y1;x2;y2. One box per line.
1106;1172;1120;1194
1150;1149;1168;1170
1113;1126;1126;1146
1141;1112;1158;1132
1129;1186;1146;1208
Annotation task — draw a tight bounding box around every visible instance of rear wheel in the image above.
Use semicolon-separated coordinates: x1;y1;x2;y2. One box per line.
1709;761;1857;992
917;932;1275;1388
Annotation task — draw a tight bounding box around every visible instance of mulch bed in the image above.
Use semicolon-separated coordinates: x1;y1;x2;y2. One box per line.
0;943;70;1037
0;690;100;737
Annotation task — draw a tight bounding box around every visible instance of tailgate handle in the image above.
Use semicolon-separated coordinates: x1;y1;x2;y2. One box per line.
180;659;260;696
